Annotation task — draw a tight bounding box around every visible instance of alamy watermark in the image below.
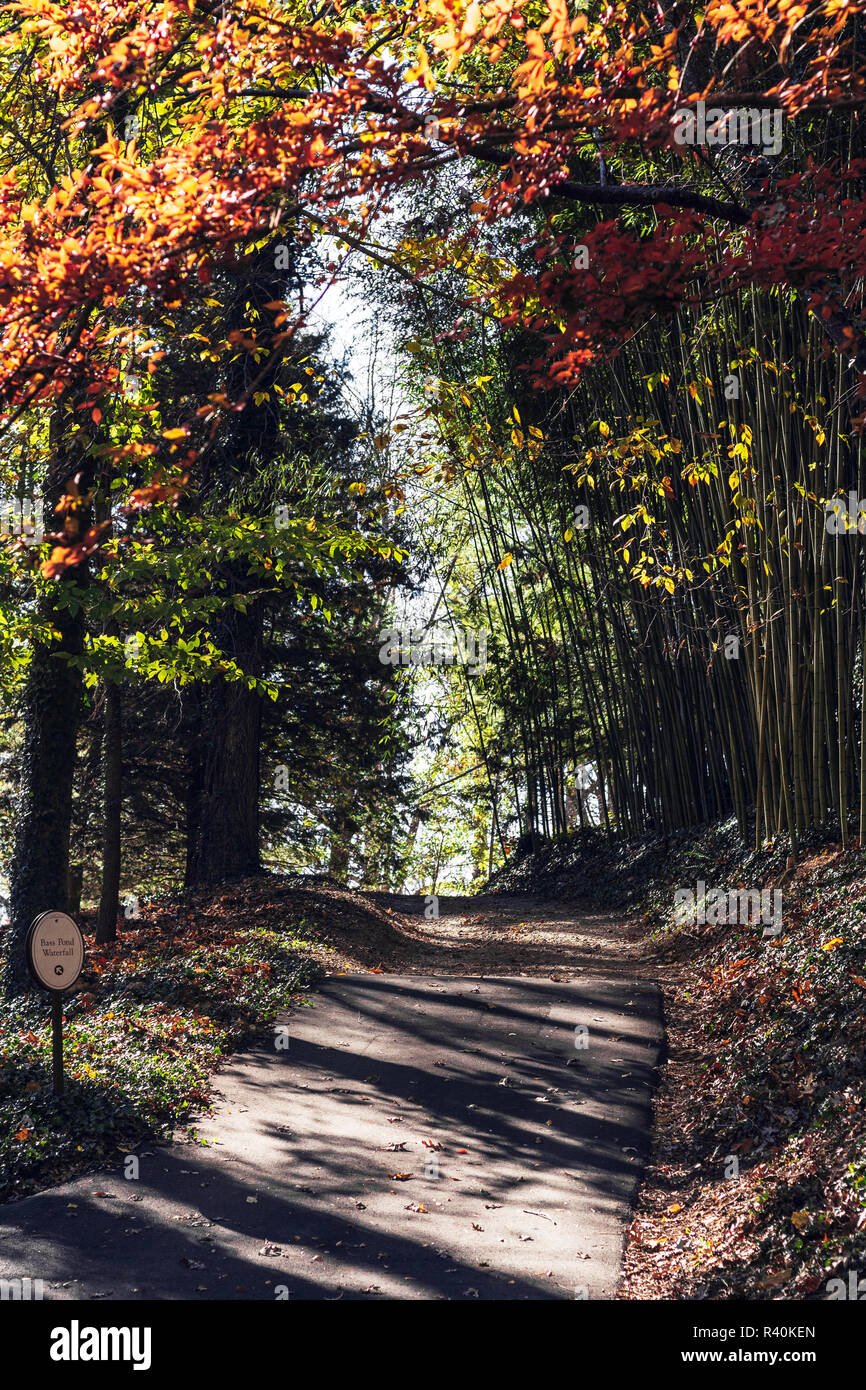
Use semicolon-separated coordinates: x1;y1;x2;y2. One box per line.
825;492;866;535
0;1276;43;1300
674;880;782;936
378;626;487;675
672;101;783;156
50;1323;151;1371
0;495;43;545
827;1270;866;1299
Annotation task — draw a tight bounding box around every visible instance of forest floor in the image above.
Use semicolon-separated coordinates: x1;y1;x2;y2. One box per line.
0;884;662;1299
487;823;866;1301
7;831;864;1302
618;854;866;1303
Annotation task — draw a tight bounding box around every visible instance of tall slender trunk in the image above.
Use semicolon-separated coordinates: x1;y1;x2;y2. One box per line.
95;680;123;943
184;603;263;886
328;806;355;883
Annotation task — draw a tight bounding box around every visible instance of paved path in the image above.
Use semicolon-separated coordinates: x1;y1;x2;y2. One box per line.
0;965;662;1300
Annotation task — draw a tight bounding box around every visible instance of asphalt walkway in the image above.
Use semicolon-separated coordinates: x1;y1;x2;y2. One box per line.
0;968;662;1300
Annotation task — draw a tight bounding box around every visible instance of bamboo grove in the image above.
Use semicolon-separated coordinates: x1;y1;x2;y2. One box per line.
394;142;866;853
409;288;866;853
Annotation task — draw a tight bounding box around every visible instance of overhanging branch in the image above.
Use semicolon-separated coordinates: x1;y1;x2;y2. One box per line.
468;139;751;224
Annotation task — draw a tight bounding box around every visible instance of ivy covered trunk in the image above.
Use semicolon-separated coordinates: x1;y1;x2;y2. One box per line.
4;591;85;997
4;407;91;998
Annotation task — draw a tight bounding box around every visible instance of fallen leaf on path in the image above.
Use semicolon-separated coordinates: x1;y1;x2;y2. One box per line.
757;1267;792;1288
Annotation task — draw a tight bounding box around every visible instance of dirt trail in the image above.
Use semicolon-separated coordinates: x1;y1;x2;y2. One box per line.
0;892;662;1300
360;890;647;979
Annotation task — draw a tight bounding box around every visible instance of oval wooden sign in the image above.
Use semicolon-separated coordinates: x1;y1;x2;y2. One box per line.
26;911;85;990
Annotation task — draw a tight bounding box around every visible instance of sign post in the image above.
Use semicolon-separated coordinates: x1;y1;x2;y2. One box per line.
51;989;64;1096
25;911;85;1097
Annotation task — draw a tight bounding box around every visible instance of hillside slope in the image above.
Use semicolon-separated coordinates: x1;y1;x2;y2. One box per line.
490;821;866;1299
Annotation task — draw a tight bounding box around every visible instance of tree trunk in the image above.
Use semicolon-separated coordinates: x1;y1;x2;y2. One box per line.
4;591;85;996
4;393;96;996
328;808;355;883
66;864;83;918
95;680;123;943
184;604;263;886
